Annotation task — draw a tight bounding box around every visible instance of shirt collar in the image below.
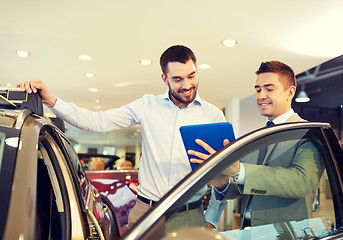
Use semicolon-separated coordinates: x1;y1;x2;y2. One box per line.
162;90;202;107
268;109;294;125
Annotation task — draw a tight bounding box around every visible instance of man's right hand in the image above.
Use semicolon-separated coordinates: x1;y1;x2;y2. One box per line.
17;79;57;108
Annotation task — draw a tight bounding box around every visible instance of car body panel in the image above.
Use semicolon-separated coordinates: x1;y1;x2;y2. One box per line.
3;126;38;240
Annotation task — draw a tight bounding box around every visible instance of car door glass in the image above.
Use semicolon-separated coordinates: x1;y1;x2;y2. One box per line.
147;127;340;240
59;136;88;197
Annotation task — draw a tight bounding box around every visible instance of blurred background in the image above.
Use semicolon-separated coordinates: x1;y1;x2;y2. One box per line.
1;0;342;168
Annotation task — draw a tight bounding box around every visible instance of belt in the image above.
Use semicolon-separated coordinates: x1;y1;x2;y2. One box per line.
166;198;203;217
138;195;202;214
137;195;157;206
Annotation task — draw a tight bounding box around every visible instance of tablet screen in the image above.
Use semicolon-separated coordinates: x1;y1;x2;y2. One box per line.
180;122;235;170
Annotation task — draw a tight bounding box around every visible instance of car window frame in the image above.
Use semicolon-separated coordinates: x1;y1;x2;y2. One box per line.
38;127;72;239
49;127;90;210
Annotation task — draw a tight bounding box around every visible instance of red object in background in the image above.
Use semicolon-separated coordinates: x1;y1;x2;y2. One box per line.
86;170;139;236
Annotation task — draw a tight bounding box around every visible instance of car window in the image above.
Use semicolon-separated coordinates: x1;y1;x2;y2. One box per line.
58;134;88;197
132;126;342;240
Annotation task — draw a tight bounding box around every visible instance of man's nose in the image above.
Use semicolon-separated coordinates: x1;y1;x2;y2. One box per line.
182;79;192;89
258;90;267;99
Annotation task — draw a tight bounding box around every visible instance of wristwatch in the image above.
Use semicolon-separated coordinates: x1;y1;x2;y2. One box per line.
232;170;240;182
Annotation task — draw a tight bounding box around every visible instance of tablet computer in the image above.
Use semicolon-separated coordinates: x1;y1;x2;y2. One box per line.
180;122;235;170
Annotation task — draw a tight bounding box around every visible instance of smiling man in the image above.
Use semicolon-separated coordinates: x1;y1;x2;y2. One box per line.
190;61;324;229
18;45;227;232
162;61;198;109
255;62;296;121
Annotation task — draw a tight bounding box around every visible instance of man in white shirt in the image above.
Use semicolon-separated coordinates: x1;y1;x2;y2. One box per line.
190;61;324;229
18;45;227;232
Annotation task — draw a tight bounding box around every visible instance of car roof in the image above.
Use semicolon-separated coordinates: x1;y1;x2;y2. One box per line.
0;88;44;129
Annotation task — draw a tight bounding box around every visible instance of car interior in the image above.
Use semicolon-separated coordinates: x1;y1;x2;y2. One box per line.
35;139;70;240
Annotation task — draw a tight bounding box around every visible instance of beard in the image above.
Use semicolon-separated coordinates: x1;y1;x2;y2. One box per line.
169;84;198;107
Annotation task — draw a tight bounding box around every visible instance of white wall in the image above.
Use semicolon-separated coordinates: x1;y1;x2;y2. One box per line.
239;94;266;136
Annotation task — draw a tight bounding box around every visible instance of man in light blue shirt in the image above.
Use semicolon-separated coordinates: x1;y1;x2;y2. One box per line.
18;45;227;232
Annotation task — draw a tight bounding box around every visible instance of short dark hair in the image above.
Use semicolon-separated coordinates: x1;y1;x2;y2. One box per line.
255;61;296;88
160;45;197;75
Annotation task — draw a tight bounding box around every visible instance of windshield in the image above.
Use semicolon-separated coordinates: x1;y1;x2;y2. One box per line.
0;127;20;175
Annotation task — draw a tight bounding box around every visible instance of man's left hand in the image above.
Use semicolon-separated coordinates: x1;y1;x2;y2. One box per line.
188;139;230;164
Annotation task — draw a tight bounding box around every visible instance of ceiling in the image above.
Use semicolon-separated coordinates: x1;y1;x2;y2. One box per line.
1;0;343;147
294;54;343;109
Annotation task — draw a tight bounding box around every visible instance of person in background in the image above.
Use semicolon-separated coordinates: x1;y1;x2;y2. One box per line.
189;61;324;229
90;160;105;171
120;160;134;170
18;45;227;232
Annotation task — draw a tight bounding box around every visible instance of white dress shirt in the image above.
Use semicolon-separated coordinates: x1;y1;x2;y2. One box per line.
51;91;226;202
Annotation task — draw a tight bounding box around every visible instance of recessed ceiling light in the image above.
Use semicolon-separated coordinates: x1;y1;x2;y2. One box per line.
79;55;93;61
140;59;152;65
198;64;211;70
114;81;137;87
84;73;95;78
88;88;99;93
16;50;30;58
93;98;100;103
94;105;101;109
222;39;237;47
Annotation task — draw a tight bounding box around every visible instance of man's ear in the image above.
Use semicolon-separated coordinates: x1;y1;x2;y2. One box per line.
288;86;296;100
161;74;168;85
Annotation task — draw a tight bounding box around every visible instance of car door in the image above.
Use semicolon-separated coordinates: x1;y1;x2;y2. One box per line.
0;125;38;240
122;122;343;240
54;129;115;239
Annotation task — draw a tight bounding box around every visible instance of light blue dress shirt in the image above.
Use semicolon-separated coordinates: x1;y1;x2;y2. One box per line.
51;91;226;202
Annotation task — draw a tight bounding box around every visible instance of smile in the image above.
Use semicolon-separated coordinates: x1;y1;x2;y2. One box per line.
180;88;193;96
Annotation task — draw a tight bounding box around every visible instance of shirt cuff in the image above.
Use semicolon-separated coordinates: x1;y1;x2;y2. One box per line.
235;163;245;185
50;98;69;119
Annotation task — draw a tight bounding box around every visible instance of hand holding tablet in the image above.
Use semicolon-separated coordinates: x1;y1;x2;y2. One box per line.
180;122;235;170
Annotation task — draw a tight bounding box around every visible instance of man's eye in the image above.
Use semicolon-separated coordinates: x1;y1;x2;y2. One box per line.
256;89;261;93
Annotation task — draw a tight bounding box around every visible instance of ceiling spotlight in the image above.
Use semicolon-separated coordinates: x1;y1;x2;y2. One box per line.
295;90;310;103
79;55;93;61
16;50;30;58
94;105;101;109
198;64;211;70
88;88;99;93
222;39;237;47
140;59;152;65
84;73;95;78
